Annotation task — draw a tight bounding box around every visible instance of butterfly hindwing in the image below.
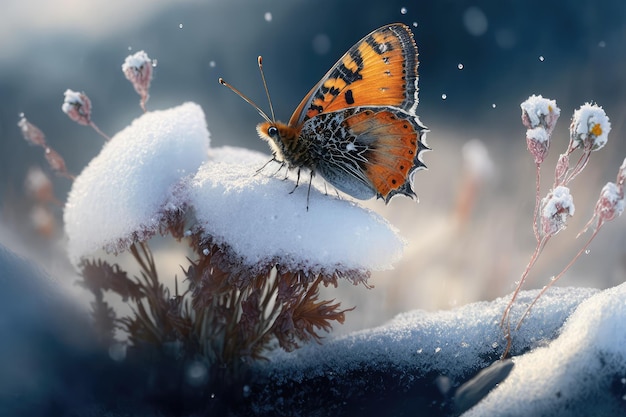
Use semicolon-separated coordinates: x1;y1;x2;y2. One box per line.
302;106;427;201
288;24;419;127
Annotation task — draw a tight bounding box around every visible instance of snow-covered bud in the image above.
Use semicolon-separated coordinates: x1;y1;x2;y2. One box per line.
540;186;574;237
62;89;93;126
520;95;560;165
18;115;46;147
594;182;625;224
520;95;560;134
526;127;550;165
122;51;153;111
569;103;610;152
44;147;72;179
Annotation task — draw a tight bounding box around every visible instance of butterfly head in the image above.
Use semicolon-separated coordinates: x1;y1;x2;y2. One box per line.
256;121;300;163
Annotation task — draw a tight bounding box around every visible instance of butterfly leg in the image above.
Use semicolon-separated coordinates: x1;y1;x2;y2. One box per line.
255;155;284;177
306;170;315;211
288;169;301;194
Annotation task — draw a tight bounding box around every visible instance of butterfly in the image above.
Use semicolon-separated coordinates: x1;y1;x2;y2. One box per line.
220;23;428;204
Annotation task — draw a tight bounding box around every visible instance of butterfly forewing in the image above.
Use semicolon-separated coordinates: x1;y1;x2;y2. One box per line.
288;24;419;127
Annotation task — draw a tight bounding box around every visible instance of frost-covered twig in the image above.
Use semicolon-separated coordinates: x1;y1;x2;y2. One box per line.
517;161;626;328
62;89;111;141
18;115;75;180
501;98;612;358
122;51;153;113
520;95;560;241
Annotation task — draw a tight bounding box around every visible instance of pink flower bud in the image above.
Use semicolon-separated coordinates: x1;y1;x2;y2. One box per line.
526;127;549;165
62;89;92;126
595;182;625;223
18;116;47;147
45;147;70;178
24;167;55;203
122;51;153;111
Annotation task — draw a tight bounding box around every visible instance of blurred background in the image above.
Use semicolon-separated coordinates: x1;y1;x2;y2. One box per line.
2;0;626;334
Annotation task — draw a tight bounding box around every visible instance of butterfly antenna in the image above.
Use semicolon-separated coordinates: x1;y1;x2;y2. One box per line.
257;56;276;123
218;77;272;124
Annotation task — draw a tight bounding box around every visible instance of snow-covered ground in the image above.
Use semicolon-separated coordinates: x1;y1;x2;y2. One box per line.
3;242;626;416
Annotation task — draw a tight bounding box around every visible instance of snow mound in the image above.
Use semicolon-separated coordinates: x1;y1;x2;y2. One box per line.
260;287;595;380
464;283;626;416
180;146;404;274
250;286;600;415
64;102;210;263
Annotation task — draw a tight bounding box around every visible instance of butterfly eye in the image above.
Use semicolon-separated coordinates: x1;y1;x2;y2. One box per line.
267;126;279;138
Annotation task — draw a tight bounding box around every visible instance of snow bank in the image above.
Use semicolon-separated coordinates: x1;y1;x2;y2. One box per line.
64;102;210;263
249;286;598;416
464;283;626;416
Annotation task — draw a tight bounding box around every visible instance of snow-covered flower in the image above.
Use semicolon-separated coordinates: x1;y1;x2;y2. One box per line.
122;50;153;112
569;103;611;152
540;186;574;237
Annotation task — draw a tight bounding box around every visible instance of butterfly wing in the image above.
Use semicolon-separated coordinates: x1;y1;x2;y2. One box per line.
288;23;419;127
303;107;428;202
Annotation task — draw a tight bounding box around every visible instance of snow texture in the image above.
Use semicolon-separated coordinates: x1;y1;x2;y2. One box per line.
526;126;550;144
64;102;210;263
180;146;404;274
61;89;84;113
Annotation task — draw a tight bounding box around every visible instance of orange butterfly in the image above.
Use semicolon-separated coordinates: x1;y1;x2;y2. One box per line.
220;23;428;203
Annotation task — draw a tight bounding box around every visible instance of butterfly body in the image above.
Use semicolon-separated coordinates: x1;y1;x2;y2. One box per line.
227;23;428;203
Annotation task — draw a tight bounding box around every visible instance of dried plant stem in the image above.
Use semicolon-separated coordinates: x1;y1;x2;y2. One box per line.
533;164;541;242
516;227;600;331
500;234;551;358
561;146;591;186
90;121;111;141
